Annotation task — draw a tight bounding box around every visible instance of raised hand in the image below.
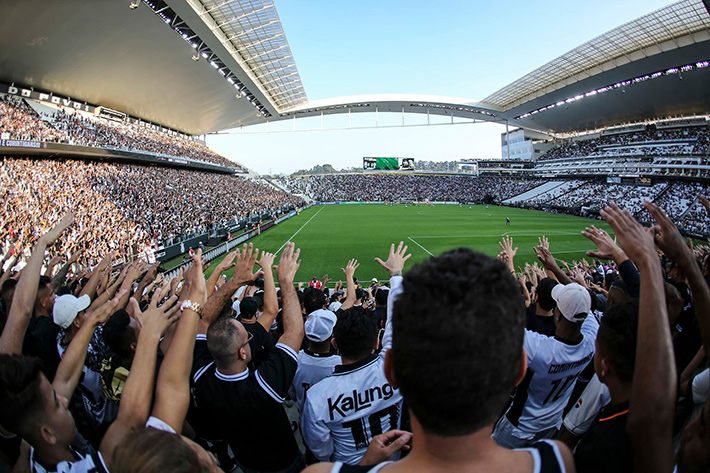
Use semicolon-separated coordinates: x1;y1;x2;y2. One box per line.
257;251;276;273
533;236;556;269
600;202;656;265
39;212;75;245
275;242;301;285
341;259;359;278
217;250;238;272
581;225;627;263
86;289;128;325
374;241;412;277
184;249;207;305
129;290;181;338
643;201;694;265
233;243;260;283
499;235;518;261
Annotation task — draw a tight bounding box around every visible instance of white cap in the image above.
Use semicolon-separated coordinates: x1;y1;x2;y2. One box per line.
305;309;338;342
53;294;91;329
371;278;378;283
551;283;591;323
328;301;343;312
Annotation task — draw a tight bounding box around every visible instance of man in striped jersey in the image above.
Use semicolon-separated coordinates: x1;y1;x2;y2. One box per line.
301;243;409;465
493;282;599;448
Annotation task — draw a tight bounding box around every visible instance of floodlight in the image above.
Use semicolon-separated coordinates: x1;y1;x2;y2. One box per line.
192;53;200;61
129;0;140;9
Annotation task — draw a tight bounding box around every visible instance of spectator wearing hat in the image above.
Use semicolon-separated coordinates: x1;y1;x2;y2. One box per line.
55;292;119;445
289;309;341;414
328;290;345;312
301;243;408;465
493;282;599;448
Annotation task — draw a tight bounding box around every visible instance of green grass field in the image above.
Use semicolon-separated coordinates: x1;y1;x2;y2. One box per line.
202;204;615;284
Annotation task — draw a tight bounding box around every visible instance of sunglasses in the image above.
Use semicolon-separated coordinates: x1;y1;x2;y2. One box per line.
239;332;254;351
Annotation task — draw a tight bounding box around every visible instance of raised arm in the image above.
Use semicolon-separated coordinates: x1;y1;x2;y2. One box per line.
51;249;83;293
0;213;74;354
52;292;125;399
99;289;181;467
533;236;573;285
582;225;639;297
256;251;278;331
151;250;206;432
132;263;158;304
375;241;411;353
498;236;518;276
205;250;236;295
275;242;304;352
43;255;64;278
200;243;259;329
79;252;114;300
339;259;359;311
645;200;710;361
601;202;675;473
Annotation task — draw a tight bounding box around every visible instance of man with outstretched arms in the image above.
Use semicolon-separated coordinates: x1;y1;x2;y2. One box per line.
494;281;599;448
301;242;409;465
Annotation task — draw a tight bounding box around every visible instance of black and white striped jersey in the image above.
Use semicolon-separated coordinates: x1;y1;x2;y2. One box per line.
301;276;404;465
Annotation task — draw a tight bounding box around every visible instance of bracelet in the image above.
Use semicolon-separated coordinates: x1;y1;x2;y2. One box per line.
180;300;203;318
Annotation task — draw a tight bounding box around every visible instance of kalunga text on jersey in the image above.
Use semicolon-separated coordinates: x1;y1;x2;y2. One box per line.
327;383;397;420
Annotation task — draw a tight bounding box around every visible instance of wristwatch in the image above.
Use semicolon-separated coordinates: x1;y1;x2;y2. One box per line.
180;300;203;318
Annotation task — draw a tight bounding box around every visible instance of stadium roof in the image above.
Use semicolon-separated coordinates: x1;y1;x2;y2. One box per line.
0;0;306;135
185;0;307;110
482;0;710;110
1;0;709;136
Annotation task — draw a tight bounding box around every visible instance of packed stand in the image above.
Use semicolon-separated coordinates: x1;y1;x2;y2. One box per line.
0;94;245;170
1;190;710;473
539;125;710;161
646;181;707;222
0;158;302;259
278;174;545;203
546;182;667;214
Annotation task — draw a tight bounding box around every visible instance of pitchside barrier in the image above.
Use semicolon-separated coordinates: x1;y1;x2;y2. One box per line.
163;207;307;280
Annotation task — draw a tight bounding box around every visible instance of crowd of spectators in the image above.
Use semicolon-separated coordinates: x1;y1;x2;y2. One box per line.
545;182;668;214
0;94;244;170
0;158;302;263
0;195;708;473
539;125;710;161
278;174;545;203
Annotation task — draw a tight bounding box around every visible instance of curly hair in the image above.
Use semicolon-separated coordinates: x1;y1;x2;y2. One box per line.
391;248;525;436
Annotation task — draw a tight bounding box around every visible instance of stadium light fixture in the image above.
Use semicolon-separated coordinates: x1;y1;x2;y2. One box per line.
192;53;200;61
129;0;141;10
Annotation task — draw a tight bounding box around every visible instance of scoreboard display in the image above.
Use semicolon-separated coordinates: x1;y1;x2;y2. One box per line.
363;157;414;171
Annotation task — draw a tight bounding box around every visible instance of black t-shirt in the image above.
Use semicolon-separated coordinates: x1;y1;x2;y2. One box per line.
191;339;300;472
574;401;631;473
243;321;275;369
673;307;701;373
24;312;61;380
525;305;556;337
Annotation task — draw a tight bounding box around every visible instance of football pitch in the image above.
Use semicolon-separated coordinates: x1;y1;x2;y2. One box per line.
203;204;614;284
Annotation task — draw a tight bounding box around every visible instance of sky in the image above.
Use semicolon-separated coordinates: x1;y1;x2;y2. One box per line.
208;0;675;175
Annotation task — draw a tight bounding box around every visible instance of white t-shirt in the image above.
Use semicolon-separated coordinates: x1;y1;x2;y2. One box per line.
288;350;342;413
691;368;709;405
301;276;403;465
563;374;611;436
506;315;599;435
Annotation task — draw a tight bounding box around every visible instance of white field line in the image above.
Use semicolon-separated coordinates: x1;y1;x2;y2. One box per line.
408;237;434;256
275;207;325;254
410;230;582;239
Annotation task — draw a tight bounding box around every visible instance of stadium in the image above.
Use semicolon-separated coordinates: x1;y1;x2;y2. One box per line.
0;0;709;472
